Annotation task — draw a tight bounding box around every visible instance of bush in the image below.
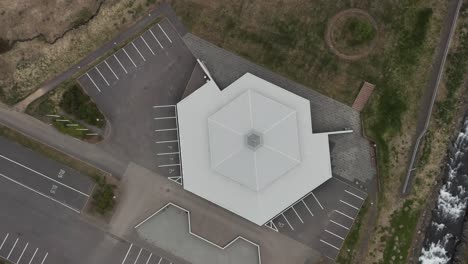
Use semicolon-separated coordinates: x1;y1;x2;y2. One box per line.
92;177;116;215
345;18;376;46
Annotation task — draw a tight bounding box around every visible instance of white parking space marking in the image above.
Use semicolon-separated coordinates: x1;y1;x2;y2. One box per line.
133;248;142;264
325;229;344;240
17;242;29;263
145;253;152;264
154;116;176;120
158;24;172;43
40;252;48;264
320;239;339;250
281;213;294;231
0;233;8;250
302;200;314;216
149;29;164;49
105;60;119;80
153;105;175;108
156;140;178;144
330;220;349;230
132;42;146;61
121;244;133;264
114;54;128;74
157;257;163;264
157;152;180;156
0;154;90;196
7;238;19;259
86;73;101;92
335;210;354;220
158;164;180;168
155;128;178;132
345;190;365;200
0;172;81;213
291;207;304;224
96;66;110;86
311;192;324;210
28;248;38;264
340;200;359;210
123;47;137;67
140;36;155;55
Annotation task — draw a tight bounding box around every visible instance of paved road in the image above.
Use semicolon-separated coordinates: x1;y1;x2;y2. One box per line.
402;0;464;194
14;2;187;112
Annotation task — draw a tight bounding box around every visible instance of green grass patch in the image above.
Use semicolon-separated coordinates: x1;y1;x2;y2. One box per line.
52;119;88;139
343;17;376;46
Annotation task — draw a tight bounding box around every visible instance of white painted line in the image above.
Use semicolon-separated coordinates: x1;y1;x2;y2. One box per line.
325;229;344;240
46;115;60;117
123;47;137;67
302;200;314;216
291;206;304;223
55;119;69;122
340;200;359;210
345;190;365;200
17;242;29;263
145;253;152;264
114;54;128;74
121;244;133;264
76;128;89;131
312;192;324;210
335;210;354;220
66;124;79;127
0;154;90;197
157;257;162;264
40;252;48;264
140;36;155;55
157;152;179;156
0;172;81;213
86;73;101;93
105;60;119;80
7;237;19;259
330;220;349;230
133;248;142;264
0;233;9;250
156;140;178;144
155;128;177;132
152;105;175;108
320;239;340;250
96;66;110;86
132;42;146;61
158;24;172;43
28;248;38;264
158;164;180;168
281;213;294;231
154;116;176;120
86;133;99;136
149;29;164;48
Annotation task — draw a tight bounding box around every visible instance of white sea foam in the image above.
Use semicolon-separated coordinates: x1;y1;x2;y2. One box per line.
419;234;452;264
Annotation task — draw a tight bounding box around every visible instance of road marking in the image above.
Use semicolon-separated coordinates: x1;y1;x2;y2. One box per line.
325;229;344;240
154;116;176;120
55;119;69;122
302;200;314;216
281;213;294;231
156;140;178;144
0;154;89;196
153;105;175;108
7;237;19;259
122;47;137;67
149;29;164;48
121;244;133;264
131;42;146;61
145;253;152;264
345;190;365;200
86;73;101;92
28;248;38;264
114;54;128;74
76;128;89;131
320;239;340;250
40;252;48;264
95;66;110;86
104;60;119;80
158;24;172;43
157;257;162;264
158;164;180;168
155;128;177;132
330;220;349;230
291;207;304;223
17;242;29;263
311;192;324;210
46;115;60;117
340;200;359;210
140;36;155;55
0;233;9;250
66;124;79;127
133;248;142;264
157;152;180;156
335;210;354;220
0;172;81;213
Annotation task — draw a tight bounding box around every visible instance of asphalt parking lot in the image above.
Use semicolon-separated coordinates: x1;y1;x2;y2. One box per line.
0;137;94;213
0;232;49;264
120;243;175;264
77;18;198;173
266;177;367;260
